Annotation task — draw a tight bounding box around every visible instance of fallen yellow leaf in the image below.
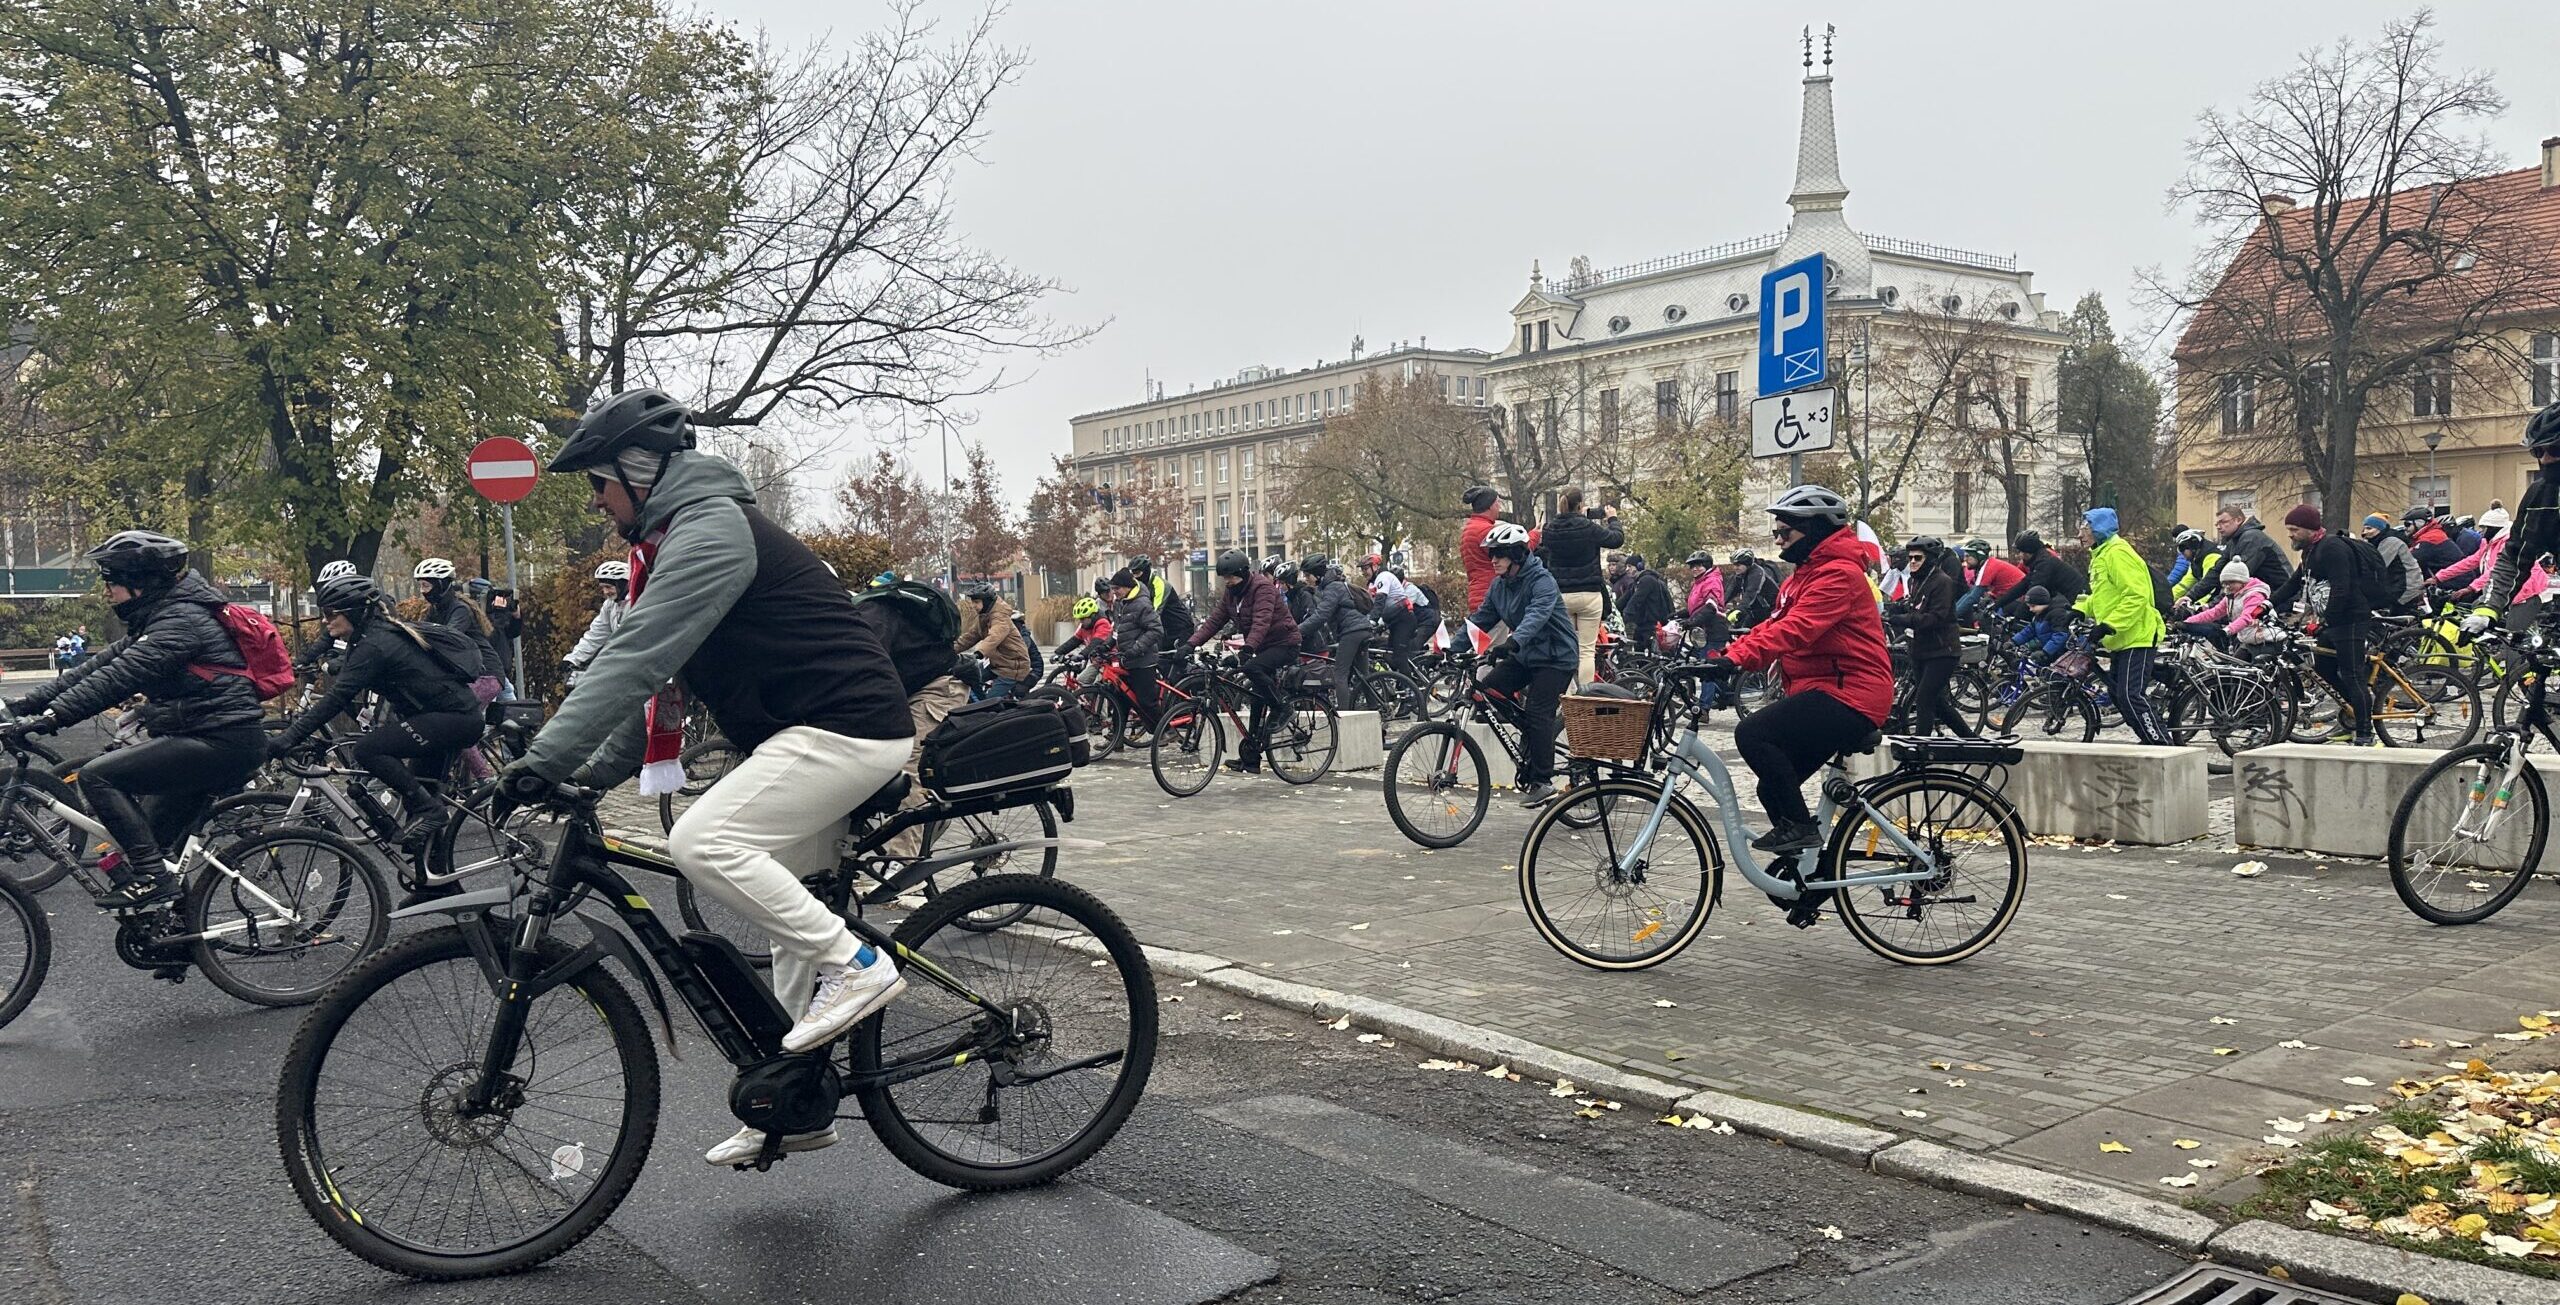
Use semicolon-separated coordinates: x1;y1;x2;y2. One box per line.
2211;1047;2238;1056
2098;1141;2132;1154
2396;1295;2431;1305
2172;1139;2201;1150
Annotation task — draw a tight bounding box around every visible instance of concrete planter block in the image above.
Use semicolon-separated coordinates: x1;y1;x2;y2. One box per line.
1458;720;1521;789
1851;739;2209;844
1332;711;1385;771
2230;742;2540;861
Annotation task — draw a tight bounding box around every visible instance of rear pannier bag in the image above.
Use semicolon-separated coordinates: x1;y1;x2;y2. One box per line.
1024;686;1094;766
917;698;1073;798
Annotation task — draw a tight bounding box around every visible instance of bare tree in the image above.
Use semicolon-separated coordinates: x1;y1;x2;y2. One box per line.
1096;464;1189;567
561;2;1093;431
836;447;942;577
1581;359;1753;557
1811;286;2046;534
2152;9;2558;519
1268;371;1485;558
1487;355;1612;516
1020;455;1093;578
946;441;1019;580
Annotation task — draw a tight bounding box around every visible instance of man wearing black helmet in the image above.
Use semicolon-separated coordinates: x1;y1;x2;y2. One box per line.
1187;548;1300;774
2;531;267;906
1989;531;2086;612
1125;554;1195;651
268;576;482;891
2466;403;2560;635
503;388;919;1167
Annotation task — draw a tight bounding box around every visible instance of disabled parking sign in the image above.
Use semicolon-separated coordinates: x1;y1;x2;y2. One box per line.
1758;254;1828;396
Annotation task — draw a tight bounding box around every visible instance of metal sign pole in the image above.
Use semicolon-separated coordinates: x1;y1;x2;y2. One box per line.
1788;451;1803;485
500;501;526;692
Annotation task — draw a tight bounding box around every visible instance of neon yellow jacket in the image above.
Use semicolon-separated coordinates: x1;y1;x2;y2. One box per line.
2075;535;2165;651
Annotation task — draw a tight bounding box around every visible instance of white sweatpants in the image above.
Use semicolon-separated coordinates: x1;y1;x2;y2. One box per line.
667;725;912;1015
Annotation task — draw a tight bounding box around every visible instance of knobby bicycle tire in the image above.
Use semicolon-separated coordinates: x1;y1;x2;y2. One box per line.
850;874;1156;1190
277;928;660;1280
2387;742;2546;925
1383;723;1489;848
0;872;49;1029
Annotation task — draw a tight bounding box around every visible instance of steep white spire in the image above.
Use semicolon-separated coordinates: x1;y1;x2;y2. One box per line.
1770;25;1873;297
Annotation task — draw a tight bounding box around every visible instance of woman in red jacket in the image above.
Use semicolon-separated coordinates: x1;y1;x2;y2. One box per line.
1706;485;1894;855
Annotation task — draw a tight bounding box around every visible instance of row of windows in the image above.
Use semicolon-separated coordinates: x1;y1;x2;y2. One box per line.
1094;375;1493;452
2220;336;2560;435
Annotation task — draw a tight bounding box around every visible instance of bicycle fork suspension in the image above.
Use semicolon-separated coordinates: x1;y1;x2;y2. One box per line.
2459;742;2532;842
466;909;554;1112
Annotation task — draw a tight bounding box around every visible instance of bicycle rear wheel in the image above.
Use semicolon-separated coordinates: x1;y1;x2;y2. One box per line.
1384;724;1489;848
188;826;391;1006
922;794;1062;932
1517;778;1719;970
2387;742;2545;925
1075;685;1122;761
1268;692;1339;784
2374;664;2480;749
1827;771;2028;965
0;873;49;1030
277;928;659;1280
1999;680;2098;742
851;874;1155;1190
1149;691;1222;797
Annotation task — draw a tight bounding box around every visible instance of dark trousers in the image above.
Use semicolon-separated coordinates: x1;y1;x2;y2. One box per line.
2315;622;2374;737
1483;659;1572;785
348;710;483;818
1124;664;1161;725
1379;606;1419;666
1732;689;1874;828
1911;655;1976;737
2106;644;2169;745
1330;629;1371;707
77;728;265;872
1237;642;1299;765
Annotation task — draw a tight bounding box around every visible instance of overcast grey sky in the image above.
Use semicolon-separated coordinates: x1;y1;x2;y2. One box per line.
716;0;2560;517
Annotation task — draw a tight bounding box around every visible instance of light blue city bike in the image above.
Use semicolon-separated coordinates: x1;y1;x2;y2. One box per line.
1518;666;2030;969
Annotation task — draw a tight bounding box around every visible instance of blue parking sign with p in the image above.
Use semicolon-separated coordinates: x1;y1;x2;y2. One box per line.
1757;254;1827;396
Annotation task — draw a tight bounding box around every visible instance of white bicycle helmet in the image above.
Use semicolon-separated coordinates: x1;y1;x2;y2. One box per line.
412;556;457;581
593;559;630;583
1766;484;1852;526
316;560;358;583
1482;521;1531;559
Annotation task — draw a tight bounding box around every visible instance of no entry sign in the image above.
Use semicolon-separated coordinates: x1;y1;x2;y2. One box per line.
466;436;541;504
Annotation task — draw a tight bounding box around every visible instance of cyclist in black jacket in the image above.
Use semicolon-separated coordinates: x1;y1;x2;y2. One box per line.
270;575;484;870
2469;403;2560;632
2;531;266;906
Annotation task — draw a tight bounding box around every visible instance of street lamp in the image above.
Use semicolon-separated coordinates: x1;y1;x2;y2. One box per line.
2423;429;2444;512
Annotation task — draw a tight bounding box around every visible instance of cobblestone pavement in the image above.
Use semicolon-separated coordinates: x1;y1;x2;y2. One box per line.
598;734;2560;1202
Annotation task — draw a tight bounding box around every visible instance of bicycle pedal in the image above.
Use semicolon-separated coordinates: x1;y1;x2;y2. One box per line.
1785;903;1825;930
150;966;188;984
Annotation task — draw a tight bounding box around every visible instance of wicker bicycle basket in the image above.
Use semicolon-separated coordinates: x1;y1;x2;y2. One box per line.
1560;693;1656;762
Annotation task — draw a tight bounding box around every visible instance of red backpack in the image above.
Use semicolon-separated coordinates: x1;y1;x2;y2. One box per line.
188;603;298;700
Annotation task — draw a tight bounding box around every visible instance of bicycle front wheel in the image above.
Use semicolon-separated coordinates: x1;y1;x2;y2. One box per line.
1827;771;2028;965
277;927;660;1280
0;873;49;1029
1149;691;1223;797
188;826;392;1006
1384;724;1489;848
2387;742;2546;925
0;767;88;892
1999;680;2098;742
852;874;1155;1190
1518;778;1720;970
1075;685;1123;761
2374;664;2481;750
1268;692;1339;784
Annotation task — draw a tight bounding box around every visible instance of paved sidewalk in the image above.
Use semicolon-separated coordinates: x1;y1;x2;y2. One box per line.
1007;752;2560;1203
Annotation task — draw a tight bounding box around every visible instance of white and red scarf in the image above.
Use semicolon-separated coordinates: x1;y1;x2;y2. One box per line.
626;527;690;797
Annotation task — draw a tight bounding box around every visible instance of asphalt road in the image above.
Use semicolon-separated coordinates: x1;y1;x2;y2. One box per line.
0;891;2208;1305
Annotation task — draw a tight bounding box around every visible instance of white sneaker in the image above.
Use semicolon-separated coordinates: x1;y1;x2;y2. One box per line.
704;1124;839;1167
780;954;906;1053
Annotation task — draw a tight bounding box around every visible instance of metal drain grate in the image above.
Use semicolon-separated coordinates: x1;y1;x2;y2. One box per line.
2120;1263;2368;1305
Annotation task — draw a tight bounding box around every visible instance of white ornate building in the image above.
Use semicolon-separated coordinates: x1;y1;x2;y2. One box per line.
1485;39;2077;546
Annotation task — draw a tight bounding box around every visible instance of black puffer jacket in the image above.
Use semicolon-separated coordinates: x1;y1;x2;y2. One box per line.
1537;512;1623;592
425;589;501;678
272;619;481;752
23;570;266;735
1992;550;2086;610
1896;558;1965;660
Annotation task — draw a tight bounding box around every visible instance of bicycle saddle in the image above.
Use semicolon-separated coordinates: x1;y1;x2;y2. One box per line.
850;773;912;822
1829;729;1884;765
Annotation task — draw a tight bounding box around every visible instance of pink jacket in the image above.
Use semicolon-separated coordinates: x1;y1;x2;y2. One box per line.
2184;577;2271;637
2439;535;2502;591
1686;571;1722;616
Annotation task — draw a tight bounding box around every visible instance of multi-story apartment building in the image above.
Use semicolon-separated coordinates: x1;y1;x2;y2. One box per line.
1064;345;1490;598
1486;44;2073;545
2171;138;2560;529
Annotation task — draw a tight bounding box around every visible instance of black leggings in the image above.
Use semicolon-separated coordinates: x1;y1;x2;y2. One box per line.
1236;643;1299;764
1482;659;1573;785
1330;629;1371;707
349;711;484;816
2314;622;2374;738
1123;664;1161;725
1731;689;1875;827
77;728;266;871
1911;655;1977;738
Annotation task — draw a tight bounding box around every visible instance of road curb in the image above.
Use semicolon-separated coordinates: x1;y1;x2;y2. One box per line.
1135;945;2560;1301
1869;1140;2220;1252
2206;1220;2560;1305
